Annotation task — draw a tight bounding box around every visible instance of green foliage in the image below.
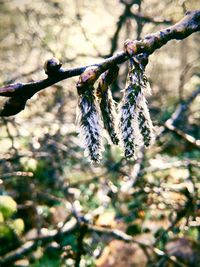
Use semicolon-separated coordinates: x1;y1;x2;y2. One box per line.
0;195;25;256
0;195;17;219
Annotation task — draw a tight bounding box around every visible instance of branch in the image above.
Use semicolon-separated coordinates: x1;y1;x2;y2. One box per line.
0;218;78;266
0;219;187;267
0;241;37;266
110;0;135;55
164;122;200;148
75;223;87;267
110;1;172;54
166;85;200;126
87;224;187;267
128;11;172;25
0;10;199;116
163;85;200;148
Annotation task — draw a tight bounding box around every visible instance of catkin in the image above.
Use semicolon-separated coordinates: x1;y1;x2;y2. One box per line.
76;55;154;162
119;83;142;158
99;86;119;145
137;96;154;147
119;55;154;159
97;67;119;145
76;85;103;163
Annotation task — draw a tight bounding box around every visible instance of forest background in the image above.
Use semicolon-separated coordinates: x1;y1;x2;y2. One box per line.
0;0;199;266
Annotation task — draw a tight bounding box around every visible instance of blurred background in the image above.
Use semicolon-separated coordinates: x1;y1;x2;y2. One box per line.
0;0;199;266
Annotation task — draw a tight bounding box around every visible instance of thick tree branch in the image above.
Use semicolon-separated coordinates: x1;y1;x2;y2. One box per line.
0;10;199;116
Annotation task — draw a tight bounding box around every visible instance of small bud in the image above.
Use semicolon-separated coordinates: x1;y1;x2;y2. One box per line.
44;57;62;75
124;39;137;56
78;67;98;85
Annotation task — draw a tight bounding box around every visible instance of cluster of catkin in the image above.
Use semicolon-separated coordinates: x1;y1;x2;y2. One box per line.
119;55;154;159
76;54;154;163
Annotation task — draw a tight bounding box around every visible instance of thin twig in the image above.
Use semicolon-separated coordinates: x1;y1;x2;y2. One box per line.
0;218;77;266
164;121;200;148
158;85;200;147
75;223;87;267
87;224;187;267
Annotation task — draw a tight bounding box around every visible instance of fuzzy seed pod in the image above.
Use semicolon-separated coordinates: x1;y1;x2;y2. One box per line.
119;54;154;159
137;96;154;147
76;86;103;163
119;83;142;158
99;87;119;145
97;66;119;145
132;55;154;148
76;67;103;163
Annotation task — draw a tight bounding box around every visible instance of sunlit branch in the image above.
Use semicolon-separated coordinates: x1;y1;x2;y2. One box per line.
0;217;187;267
0;10;199;116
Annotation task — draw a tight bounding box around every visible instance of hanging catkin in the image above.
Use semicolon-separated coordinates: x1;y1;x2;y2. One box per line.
133;55;155;148
119;55;154;159
119;62;142;158
76;53;154;162
97;66;119;145
76;68;103;163
137;96;155;147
